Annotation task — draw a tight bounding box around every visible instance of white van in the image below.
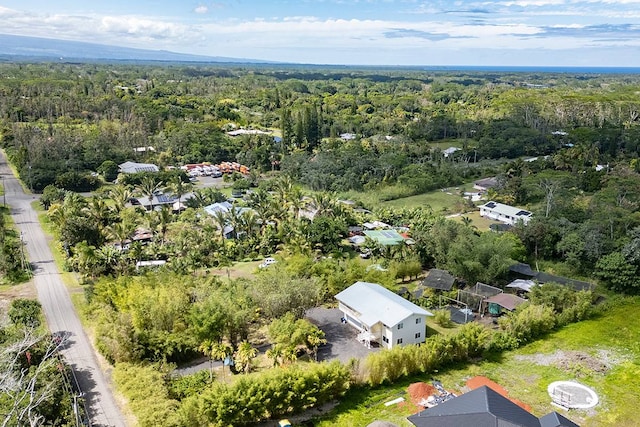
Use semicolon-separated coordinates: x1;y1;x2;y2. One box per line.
259;257;277;269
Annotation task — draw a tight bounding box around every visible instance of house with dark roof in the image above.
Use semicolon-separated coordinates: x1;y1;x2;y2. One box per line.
134;193;177;211
539;412;581;427
335;282;433;349
408;386;579;427
421;269;456;291
479;201;532;225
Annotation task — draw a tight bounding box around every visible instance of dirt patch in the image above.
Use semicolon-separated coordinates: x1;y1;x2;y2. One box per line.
466;376;532;412
0;281;37;323
406;382;438;412
515;349;627;377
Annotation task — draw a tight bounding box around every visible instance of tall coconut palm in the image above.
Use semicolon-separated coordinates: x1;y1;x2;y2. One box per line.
234;341;258;374
105;220;135;251
165;175;193;206
84;197;112;229
211;210;229;241
108;185;134;214
137;177;163;212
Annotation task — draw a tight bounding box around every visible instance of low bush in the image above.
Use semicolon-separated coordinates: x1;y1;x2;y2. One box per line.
433;309;453;327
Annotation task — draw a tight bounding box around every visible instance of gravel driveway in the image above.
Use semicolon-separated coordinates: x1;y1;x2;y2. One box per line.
306;307;379;363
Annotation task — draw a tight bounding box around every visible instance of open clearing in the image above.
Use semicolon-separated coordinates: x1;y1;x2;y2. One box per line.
313;296;640;427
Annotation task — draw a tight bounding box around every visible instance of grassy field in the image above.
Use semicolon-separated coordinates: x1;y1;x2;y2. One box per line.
449;211;498;232
313;296;640;427
380;189;467;212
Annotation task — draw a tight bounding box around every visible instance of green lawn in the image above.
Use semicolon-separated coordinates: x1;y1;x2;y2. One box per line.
313;297;640;427
450;211;497;232
380;189;467;212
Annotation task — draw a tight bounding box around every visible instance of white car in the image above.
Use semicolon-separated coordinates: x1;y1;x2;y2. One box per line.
259;257;277;269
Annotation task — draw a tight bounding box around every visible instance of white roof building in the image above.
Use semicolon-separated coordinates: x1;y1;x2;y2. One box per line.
118;161;159;174
335;282;433;349
443;147;461;157
479;201;532;225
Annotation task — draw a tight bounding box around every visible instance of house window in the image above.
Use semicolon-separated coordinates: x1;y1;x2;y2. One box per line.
397;338;403;345
382;336;388;343
397;323;404;330
415;318;421;324
415;332;421;339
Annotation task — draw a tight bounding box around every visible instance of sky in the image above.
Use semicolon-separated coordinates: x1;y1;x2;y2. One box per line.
1;0;640;66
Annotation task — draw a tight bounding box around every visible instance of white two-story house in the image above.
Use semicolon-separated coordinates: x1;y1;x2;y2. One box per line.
335;281;433;349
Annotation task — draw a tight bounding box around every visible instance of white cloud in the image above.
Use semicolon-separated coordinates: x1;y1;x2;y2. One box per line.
0;3;639;65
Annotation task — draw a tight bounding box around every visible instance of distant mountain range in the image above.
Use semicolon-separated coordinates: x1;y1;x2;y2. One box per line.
0;33;272;64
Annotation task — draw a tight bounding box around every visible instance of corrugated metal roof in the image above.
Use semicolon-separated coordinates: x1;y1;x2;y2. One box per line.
480;201;532;218
335;282;432;328
485;293;527;311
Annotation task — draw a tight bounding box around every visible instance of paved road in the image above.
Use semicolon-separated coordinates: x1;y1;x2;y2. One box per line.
0;153;126;427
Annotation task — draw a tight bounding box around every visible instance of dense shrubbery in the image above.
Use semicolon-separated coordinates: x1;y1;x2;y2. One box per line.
176;362;350;426
364;322;490;386
113;363;180;427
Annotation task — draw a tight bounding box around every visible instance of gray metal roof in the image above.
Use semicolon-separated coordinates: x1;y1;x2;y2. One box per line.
118;161;159;174
539;412;580;427
480;201;532;218
408;386;541;427
422;269;455;291
335;282;433;328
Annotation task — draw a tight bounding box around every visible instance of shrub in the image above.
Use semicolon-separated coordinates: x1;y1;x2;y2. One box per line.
433;309;453;327
177;362;350;426
492;304;556;350
113;363;180;427
8;299;42;327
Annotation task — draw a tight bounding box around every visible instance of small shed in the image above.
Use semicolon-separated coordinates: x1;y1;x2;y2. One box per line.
422;269;456;291
484;293;527;315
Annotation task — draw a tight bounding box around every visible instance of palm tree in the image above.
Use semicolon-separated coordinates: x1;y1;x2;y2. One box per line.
282;346;298;366
84;197;112;229
165;175;193;206
287;186;306;220
105;220;134;251
137;177;163;212
265;344;284;367
310;192;337;218
109;185;134;214
199;340;217;381
96;245;123;274
234;341;258;374
148;206;173;245
211;210;229;241
306;333;326;362
212;342;233;378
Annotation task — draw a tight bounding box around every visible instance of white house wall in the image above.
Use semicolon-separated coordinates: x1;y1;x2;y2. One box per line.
382;314;427;348
480;207;530;226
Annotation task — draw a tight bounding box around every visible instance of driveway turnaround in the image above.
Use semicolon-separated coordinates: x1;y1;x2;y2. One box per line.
1;152;126;427
306;307;380;363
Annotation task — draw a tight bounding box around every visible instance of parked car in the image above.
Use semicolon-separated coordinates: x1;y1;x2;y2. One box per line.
259;257;277;269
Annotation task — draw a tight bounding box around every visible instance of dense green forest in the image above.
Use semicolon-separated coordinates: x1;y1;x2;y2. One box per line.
2;63;640;425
